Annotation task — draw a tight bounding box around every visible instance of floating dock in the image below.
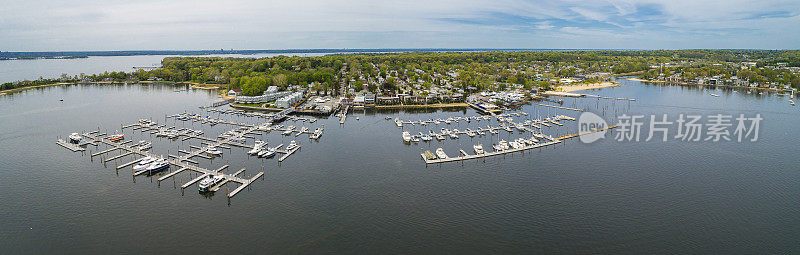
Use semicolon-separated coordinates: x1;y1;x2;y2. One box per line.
421;140;561;164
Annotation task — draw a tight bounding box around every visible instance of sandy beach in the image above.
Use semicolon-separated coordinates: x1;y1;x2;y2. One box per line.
556;82;619;92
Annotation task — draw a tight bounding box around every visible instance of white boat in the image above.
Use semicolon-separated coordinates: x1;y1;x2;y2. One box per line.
198;174;225;192
206;146;222;156
395;118;403;127
473;144;485;154
435;148;448;159
449;132;459;139
248;140;266;155
137;141;152;151
68;133;82;144
402;132;412;142
418;132;432;141
436;134;445;141
166;131;179;139
132;156;156;172
310;128;323;139
466;130;475;137
492;143;503;151
258;148;276;158
411;136;420;143
282;129;293;135
107;134;124;142
710;93;720;97
145;158;169;175
790;100;795;106
499;140;509;150
156;129;169;137
286;140;299;151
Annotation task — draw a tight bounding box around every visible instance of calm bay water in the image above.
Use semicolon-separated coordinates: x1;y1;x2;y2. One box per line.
0;79;798;254
0;53;332;84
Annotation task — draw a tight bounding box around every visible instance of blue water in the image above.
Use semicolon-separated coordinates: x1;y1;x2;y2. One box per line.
0;79;798;253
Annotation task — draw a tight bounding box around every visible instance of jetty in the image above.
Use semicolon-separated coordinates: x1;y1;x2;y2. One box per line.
77;126;264;198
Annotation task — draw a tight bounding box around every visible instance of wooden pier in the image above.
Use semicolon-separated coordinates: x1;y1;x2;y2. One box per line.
339;106;349;124
422;140;562;164
535;103;583;112
73;122;266;198
56;139;86;151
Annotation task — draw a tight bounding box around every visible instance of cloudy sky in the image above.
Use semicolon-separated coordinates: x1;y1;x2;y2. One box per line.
1;0;798;51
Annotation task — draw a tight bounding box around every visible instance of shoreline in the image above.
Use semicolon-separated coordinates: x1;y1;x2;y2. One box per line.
0;80;222;96
556;81;619;92
626;78;793;92
373;103;468;109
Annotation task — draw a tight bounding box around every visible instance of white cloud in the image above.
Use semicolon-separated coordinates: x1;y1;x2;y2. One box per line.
0;0;798;50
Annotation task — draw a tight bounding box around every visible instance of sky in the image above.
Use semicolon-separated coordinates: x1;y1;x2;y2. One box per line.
1;0;799;51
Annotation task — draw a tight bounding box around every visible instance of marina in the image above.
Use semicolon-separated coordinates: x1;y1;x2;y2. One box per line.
405;112;577;164
77;127;265;198
6;76;795;254
56;107;325;198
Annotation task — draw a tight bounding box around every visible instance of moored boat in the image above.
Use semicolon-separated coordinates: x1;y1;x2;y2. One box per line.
145;158;169;175
473;144;485;154
247;140;266;155
198;174;225;192
258;148;276;158
68;133;82;144
402;132;412;142
435;148;448;159
108;134;124;142
206;145;222;156
137;141;152;151
286;140;299;151
132;156;156;172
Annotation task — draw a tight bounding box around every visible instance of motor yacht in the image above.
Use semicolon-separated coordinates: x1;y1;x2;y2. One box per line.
402;132;412;142
247;140;266;155
473;144;485;154
145;158;169;175
198;174;225;192
132;156;156;172
68;133;82;144
286;140;299;151
137;141;152;151
435;148;448;159
206;145;222;156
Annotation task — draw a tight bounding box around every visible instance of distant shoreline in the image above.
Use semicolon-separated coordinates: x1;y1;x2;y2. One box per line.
0;48;637;60
0;81;219;96
373;103;468;109
627;78;793;92
556;82;620;92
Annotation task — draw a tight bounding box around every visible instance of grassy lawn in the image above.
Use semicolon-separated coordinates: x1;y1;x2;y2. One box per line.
232;102;263;107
